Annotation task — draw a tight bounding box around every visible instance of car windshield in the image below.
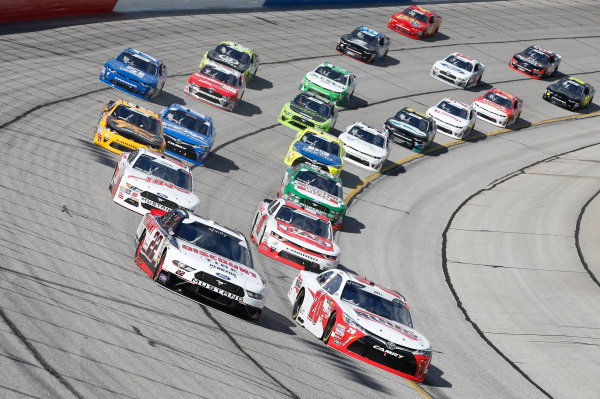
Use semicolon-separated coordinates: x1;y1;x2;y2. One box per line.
215;44;251;65
292;94;332;117
175;221;252;266
300;132;341;155
314;65;349;85
438;100;468;119
117;51;158;75
200;64;239;87
110;105;161;134
522;47;549;64
348;125;385;147
275;205;331;239
402;7;428;23
350;29;379;47
294;169;342;197
132;154;193;191
163;109;210;136
559;79;585;95
394;110;430;132
341;280;413;327
484;91;513;109
444;55;473;72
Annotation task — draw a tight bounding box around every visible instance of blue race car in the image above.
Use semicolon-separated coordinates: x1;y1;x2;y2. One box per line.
160;104;215;166
99;48;167;100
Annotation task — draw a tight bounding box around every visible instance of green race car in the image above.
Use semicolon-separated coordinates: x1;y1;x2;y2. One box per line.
299;62;357;104
279;92;338;132
277;163;346;230
199;40;259;82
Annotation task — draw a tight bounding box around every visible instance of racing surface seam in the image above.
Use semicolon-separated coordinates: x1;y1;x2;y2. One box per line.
0;307;85;399
574;188;600;288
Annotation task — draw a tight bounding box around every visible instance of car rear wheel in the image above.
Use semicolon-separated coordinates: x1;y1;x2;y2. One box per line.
135;232;146;261
321;312;336;344
292;289;304;320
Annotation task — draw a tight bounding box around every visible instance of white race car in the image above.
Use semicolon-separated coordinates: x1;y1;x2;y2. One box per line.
339;122;391;172
109;148;201;215
288;269;432;382
135;209;268;321
251;198;340;271
426;98;477;139
430;53;485;89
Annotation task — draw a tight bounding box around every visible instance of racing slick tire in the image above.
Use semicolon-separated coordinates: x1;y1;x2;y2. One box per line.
258;224;266;246
382;49;388;60
292;289;305;320
588;96;594;108
513;111;521;126
135;232;146;261
321;312;336;344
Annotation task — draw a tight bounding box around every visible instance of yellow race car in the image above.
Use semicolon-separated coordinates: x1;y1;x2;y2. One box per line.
94;99;166;155
199;40;259;82
284;128;345;177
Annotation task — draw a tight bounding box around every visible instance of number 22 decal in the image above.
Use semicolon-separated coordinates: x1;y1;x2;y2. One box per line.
308;291;326;323
145;232;163;260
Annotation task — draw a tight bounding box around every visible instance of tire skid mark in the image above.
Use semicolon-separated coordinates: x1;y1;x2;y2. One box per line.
574;187;600;287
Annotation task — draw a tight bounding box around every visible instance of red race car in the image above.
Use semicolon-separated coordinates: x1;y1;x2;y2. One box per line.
472;88;523;128
184;60;245;112
388;5;441;39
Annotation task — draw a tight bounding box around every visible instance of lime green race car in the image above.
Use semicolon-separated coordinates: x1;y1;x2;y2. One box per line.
299;62;357;104
278;163;346;230
279;92;338;132
199;40;259;82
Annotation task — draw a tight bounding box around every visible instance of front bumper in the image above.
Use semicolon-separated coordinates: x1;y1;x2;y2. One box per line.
387;20;423;39
385;126;430;153
343;146;385;172
542;91;579;111
472;104;509;127
279;109;330;132
94;127;164;155
99;70;155;100
336;42;377;63
257;232;337;271
509;60;544;79
184;83;237;111
164;134;209;166
433;119;470;139
430;70;468;89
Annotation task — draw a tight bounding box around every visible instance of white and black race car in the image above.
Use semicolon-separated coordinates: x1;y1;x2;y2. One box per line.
430;53;485;89
135;209;268;321
426;98;477;139
109;148;201;215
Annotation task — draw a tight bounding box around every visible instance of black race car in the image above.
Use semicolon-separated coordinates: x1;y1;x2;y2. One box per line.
543;77;595;111
384;107;436;153
509;45;561;79
336;26;391;64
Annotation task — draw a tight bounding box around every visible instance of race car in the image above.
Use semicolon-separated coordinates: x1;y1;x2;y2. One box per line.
339;122;391;172
199;40;259;82
278;163;346;230
250;198;340;271
388;5;441;39
384;108;437;153
426;98;477;139
299;62;357;104
109;147;201;215
430;53;485;89
284;128;345;177
94;99;166;155
509;45;561;79
336;26;391;64
135;208;267;321
184;60;245;112
99;48;167;101
288;269;432;382
543;77;595;111
279;92;338;132
472;88;523;128
160;104;216;166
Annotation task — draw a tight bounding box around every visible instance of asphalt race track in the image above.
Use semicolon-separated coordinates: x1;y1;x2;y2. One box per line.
1;1;600;398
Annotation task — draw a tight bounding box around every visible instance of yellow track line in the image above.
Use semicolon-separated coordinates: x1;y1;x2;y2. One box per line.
344;110;600;204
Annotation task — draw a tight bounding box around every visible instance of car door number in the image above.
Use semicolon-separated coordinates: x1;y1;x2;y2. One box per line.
145;232;163;260
308;291;326;323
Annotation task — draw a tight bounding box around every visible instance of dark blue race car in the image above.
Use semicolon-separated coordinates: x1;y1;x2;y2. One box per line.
100;48;167;100
160;104;216;166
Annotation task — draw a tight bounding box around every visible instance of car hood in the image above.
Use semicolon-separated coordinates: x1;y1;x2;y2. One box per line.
427;107;468;127
473;98;509;114
339;133;387;158
162;120;211;147
392;13;426;30
206;50;250;73
189;72;238;97
514;53;545;68
273;220;338;255
340;34;377;52
105;116;164;148
385;118;427;138
341;303;431;350
177;242;265;292
305;71;346;93
435;60;468;76
293;141;341;166
124;171;199;206
547;84;581;101
106;59;158;85
288;103;328;123
290;180;345;209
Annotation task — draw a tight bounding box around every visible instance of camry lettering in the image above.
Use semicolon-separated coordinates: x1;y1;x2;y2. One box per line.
373;345;404;358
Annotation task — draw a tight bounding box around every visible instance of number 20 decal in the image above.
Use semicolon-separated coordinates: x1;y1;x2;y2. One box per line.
308;291;326;323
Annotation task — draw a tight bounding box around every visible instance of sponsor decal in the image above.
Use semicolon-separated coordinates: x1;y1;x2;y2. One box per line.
354;308;419;340
158;272;168;283
216;272;231;281
335;323;346;336
295;182;338;203
181;244;257;279
277;222;333;250
156;192;168;199
129;175;190;194
333;338;342;345
373;345;404;358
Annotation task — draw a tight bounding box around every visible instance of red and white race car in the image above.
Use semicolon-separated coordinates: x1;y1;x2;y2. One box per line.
388;5;441;39
109;148;201;215
472;88;523;128
288;269;432;382
184;60;245;112
250;198;340;271
135;208;268;321
426;97;477;139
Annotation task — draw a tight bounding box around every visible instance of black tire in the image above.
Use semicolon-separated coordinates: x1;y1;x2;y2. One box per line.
382;49;388;60
292;289;304;320
321;312;336;344
135;231;146;260
153;250;167;281
588;96;594;108
258;224;266;245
